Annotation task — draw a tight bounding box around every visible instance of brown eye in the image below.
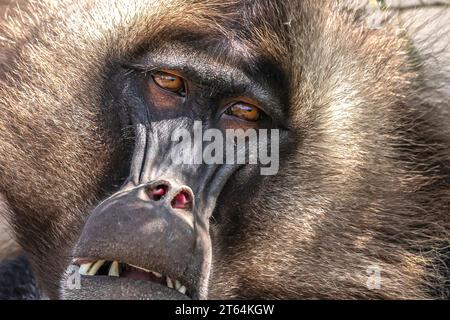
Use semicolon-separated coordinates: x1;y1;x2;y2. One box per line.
152;71;185;96
225;103;261;122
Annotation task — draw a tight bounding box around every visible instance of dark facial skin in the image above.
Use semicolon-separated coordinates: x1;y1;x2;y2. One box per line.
62;37;290;299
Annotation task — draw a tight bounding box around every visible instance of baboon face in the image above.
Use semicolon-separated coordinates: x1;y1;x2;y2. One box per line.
63;22;291;299
0;0;449;299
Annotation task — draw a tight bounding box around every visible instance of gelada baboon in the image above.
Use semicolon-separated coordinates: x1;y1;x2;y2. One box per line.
0;0;449;299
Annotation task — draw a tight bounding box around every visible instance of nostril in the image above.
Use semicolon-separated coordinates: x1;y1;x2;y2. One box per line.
148;184;168;201
171;191;192;210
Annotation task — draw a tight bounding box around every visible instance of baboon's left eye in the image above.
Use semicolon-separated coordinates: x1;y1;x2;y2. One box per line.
152;71;186;96
225;103;261;122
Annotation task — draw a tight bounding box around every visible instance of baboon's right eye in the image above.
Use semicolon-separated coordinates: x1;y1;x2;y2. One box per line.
152;71;186;96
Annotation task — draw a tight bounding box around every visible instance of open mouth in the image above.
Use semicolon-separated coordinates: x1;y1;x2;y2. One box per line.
72;259;189;298
66;180;215;300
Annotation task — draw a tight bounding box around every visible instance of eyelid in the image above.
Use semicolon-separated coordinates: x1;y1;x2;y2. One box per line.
153;68;184;78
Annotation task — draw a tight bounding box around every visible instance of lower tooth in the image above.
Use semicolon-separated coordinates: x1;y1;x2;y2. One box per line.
108;261;120;277
166;277;174;289
87;260;105;276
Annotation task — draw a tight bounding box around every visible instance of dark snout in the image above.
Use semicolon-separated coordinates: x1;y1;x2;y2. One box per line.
63;121;238;299
71;179;209;299
79;181;195;268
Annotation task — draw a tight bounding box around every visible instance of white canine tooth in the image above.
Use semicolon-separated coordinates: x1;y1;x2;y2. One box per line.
87;260;105;276
166;277;174;289
152;271;162;278
178;286;187;294
175;280;181;290
108;261;120;277
79;262;93;276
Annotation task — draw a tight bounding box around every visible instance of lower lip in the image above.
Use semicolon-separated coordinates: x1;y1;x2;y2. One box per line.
62;274;191;300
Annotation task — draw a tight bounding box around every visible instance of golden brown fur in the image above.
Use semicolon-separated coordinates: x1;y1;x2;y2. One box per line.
0;0;24;263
